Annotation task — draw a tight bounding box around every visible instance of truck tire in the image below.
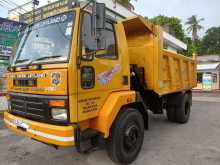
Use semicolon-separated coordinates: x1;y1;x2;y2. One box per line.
166;105;176;122
166;92;191;123
175;93;191;123
107;108;144;164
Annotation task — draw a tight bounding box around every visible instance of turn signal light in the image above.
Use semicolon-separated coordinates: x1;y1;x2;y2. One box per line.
49;100;65;107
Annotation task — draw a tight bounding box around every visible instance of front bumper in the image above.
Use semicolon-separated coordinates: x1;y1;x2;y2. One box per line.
4;112;75;147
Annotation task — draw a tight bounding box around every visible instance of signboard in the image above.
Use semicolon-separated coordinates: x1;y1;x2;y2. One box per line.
20;0;75;24
0;18;24;92
19;0;128;24
0;17;24;57
202;73;213;90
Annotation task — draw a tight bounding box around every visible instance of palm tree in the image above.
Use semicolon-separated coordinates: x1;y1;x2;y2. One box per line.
185;15;204;41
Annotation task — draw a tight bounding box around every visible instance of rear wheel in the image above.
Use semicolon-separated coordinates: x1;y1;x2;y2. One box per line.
175;93;191;123
166;92;191;123
107;108;144;164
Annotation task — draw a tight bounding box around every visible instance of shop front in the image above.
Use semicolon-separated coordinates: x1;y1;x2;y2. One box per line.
195;63;220;91
0;17;24;95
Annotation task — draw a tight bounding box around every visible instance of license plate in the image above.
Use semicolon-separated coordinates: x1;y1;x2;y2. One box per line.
12;119;29;131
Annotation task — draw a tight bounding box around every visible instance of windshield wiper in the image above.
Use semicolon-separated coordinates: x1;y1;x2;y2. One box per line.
14;55;64;67
33;55;63;62
18;55;64;67
15;59;30;64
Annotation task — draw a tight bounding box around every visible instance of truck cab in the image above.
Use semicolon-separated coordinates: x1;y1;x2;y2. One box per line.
5;2;132;149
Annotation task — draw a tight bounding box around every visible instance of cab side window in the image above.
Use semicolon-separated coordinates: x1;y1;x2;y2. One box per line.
81;12;117;60
96;22;117;60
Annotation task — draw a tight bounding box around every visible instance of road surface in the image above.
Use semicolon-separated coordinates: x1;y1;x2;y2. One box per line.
0;94;220;165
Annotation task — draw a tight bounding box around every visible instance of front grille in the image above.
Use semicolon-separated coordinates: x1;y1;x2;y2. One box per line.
10;94;48;120
9;93;69;125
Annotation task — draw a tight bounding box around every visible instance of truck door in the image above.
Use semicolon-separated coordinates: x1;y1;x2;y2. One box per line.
77;12;124;121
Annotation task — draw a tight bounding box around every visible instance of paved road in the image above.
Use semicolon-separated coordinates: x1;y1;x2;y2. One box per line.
193;97;220;103
0;99;220;165
193;92;220;103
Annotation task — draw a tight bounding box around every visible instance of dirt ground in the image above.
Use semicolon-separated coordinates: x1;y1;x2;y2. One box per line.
0;93;220;165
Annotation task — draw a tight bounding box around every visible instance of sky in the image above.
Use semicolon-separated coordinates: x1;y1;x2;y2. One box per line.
131;0;220;37
0;0;219;37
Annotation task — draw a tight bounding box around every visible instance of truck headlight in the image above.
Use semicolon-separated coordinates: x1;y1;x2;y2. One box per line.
51;108;67;121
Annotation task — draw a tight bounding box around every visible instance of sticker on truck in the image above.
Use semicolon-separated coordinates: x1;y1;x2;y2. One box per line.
97;64;121;85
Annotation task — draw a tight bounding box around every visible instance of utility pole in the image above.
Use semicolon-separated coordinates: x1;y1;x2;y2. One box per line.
92;0;97;37
32;0;39;23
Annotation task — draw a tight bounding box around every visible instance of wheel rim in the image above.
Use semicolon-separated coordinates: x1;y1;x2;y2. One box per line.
123;123;140;153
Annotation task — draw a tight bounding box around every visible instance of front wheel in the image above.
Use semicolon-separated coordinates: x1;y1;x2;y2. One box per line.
107;108;144;164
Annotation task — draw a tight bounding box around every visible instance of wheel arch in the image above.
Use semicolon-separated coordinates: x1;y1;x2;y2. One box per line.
121;102;149;130
90;91;148;138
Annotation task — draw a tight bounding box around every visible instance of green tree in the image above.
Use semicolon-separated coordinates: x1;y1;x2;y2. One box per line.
149;15;202;57
184;37;202;56
185;15;204;41
150;15;185;41
201;26;220;55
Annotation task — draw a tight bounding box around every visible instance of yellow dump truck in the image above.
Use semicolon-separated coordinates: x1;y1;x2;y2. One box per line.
4;2;197;164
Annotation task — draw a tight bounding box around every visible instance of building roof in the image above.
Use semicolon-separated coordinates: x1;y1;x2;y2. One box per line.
163;32;187;50
198;55;220;63
197;62;220;71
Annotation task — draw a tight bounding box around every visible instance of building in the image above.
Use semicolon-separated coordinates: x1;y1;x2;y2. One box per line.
0;17;24;95
195;55;220;91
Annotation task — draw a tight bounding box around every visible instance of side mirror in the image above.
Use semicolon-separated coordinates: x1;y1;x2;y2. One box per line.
96;3;106;29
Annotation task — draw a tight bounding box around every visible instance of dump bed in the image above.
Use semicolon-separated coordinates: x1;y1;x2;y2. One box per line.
121;16;197;96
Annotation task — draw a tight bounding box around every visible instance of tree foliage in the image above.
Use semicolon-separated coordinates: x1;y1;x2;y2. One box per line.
201;26;220;55
125;3;218;56
184;38;202;56
150;15;185;41
185;15;204;41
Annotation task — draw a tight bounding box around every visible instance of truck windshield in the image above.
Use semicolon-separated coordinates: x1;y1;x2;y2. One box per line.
12;11;75;66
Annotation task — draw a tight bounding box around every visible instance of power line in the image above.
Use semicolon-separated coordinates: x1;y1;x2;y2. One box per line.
1;0;15;8
6;0;19;6
7;0;27;12
0;2;20;16
0;0;28;17
0;2;8;9
0;0;21;15
0;1;12;9
1;0;27;12
9;0;33;16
